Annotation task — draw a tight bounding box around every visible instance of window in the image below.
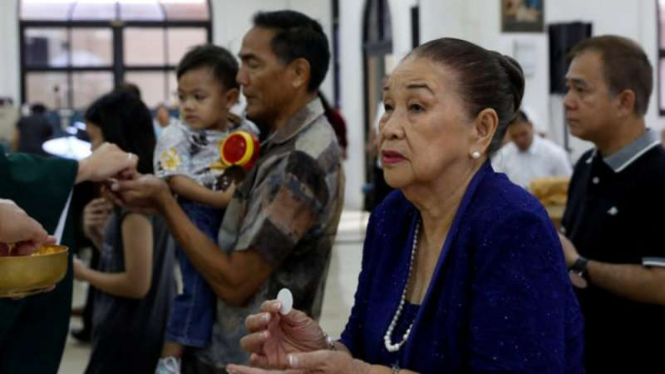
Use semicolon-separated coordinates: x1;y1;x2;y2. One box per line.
20;0;211;110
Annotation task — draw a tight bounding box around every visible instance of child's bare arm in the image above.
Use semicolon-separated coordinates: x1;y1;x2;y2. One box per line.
168;175;235;209
74;213;153;299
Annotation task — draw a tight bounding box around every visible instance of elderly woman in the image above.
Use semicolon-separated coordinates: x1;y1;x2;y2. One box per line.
226;38;584;374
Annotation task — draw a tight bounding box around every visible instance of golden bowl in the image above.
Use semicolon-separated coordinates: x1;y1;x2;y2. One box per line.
0;245;69;298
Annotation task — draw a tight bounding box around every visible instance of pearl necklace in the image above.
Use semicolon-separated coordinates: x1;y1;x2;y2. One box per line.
384;219;419;353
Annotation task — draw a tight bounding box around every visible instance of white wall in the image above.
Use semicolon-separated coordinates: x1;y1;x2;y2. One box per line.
334;0;419;210
0;0;20;104
388;0;420;61
211;0;333;97
416;0;663;163
338;0;366;210
420;0;469;42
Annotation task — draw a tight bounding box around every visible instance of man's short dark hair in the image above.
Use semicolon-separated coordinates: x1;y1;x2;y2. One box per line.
509;110;531;127
30;103;47;115
177;44;240;91
253;10;330;92
568;35;653;116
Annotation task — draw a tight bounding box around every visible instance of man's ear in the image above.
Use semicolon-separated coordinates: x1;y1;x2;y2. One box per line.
290;58;311;90
615;89;637;118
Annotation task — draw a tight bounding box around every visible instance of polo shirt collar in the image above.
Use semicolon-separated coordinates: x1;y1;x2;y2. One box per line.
264;98;324;147
602;129;660;173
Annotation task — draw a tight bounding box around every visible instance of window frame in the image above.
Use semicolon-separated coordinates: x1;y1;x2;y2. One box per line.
19;1;212;109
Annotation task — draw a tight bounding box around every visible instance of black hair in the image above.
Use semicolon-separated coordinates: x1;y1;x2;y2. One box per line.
85;90;156;174
30;103;47;114
177;44;240;91
508;110;531;127
253;10;330;92
410;38;524;157
116;82;142;99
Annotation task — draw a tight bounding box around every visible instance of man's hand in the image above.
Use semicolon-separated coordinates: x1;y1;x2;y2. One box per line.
0;199;54;255
109;174;171;214
558;232;580;268
76;143;138;184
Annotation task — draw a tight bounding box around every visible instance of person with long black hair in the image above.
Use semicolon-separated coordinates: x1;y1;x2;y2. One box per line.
74;90;175;374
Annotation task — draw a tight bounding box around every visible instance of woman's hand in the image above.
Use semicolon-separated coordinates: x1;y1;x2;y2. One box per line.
227;351;371;374
241;300;329;369
83;198;112;245
73;257;88;281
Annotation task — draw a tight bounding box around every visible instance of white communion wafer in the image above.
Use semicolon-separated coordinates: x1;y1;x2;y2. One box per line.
277;288;293;315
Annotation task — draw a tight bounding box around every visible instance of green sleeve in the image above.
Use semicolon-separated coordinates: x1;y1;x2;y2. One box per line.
0;152;78;233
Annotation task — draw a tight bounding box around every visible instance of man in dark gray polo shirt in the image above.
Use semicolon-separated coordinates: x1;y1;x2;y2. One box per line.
560;35;665;374
113;10;344;374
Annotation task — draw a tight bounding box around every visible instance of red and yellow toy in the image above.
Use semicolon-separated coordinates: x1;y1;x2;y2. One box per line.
209;129;260;183
218;130;260;170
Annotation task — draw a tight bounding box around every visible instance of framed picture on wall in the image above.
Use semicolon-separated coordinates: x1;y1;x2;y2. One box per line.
502;0;544;33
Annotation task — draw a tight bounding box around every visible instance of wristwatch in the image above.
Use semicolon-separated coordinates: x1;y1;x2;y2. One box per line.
569;256;589;289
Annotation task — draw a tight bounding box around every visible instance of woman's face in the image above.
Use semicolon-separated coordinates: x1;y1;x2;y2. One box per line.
86;122;104;151
379;56;476;190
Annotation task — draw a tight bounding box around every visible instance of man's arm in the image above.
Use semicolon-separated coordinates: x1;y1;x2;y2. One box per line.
112;158;326;307
159;194;272;306
560;233;665;306
585;261;665;306
168;175;235;209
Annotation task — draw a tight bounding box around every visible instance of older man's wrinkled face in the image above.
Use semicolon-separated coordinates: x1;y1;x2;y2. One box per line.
237;27;293;126
379;56;475;190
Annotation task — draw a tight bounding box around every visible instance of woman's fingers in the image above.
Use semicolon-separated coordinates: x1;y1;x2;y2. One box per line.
239;330;270;354
248;353;270;368
226;364;300;374
245;312;273;332
260;299;283;314
225;364;269;374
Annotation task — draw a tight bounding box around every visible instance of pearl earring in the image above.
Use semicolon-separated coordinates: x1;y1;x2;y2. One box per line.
471;151;481;159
